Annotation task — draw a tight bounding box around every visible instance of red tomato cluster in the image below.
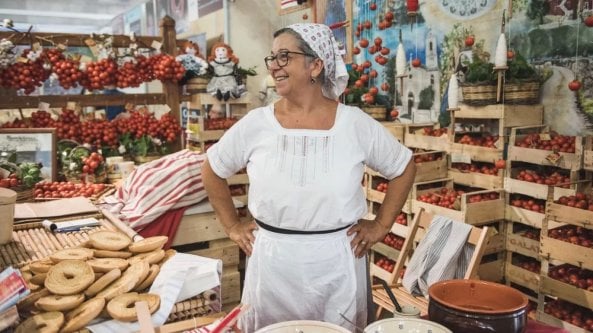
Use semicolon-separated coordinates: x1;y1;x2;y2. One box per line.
34;181;106;199
112;110;180;143
0;174;20;188
204;117;238;130
115;56;153;88
422;127;448;137
80;119;119;148
0;118;28;128
394;213;407;226
549;225;593;248
545;299;593;330
413;153;443;163
375;182;388;193
0;49;53;94
515;132;576;153
30;109;55;127
549;264;593;291
456;134;499;148
151;54;185;82
81;152;104;175
383;233;405;250
516;258;540;273
556;193;593;211
375;257;395;273
417;188;499;210
509;194;546;213
451;162;500;175
52;58;84;90
514;169;571;188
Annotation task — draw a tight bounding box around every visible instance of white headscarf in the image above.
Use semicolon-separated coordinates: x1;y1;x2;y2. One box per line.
287;23;349;100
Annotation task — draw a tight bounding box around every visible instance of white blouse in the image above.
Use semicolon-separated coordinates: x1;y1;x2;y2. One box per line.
207;103;412;231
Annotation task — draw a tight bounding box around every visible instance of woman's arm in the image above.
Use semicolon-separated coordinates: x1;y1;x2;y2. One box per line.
202;159;257;255
348;159;416;258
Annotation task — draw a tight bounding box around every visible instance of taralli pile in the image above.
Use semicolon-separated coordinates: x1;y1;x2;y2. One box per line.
15;233;175;332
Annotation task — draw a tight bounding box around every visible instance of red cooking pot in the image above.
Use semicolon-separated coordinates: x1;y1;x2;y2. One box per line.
428;279;528;333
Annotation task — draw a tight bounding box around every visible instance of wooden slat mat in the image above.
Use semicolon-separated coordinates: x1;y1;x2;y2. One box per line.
168;288;221;323
0;218;117;270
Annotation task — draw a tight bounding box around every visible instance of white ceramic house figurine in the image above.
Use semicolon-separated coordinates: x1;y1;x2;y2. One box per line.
206;42;241;101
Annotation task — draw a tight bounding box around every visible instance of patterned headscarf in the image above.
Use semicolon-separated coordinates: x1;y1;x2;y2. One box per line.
287;23;349;100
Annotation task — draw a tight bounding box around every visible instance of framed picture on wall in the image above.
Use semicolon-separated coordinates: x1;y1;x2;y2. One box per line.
0;128;57;182
314;0;353;63
278;0;313;15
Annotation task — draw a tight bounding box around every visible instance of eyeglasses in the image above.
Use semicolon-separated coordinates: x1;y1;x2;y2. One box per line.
264;51;316;69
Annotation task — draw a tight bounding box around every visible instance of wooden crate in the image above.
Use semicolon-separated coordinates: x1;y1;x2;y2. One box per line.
478;258;504;282
369;220;412;283
509;125;584;171
537;311;590;333
172;212;228;247
505;226;540;260
482;221;505;255
411;179;505;225
381;121;405;143
221;269;241;305
505;203;546;230
584;136;593;171
505;262;540;293
365;167;413;214
540;236;593;271
448;163;504;190
174;238;240;268
546;200;593;229
449;142;504;164
403;123;450;151
540;275;593;310
504;168;579;201
451;104;544;131
412;150;448;182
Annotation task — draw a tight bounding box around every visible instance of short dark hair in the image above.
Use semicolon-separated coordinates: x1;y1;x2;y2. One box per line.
273;27;326;85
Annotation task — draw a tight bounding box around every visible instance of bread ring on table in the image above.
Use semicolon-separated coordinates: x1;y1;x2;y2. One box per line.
30;260;54;274
95;260;150;301
87;258;129;273
61;297;105;333
134;264;160;291
85;268;121;297
15;311;64;333
93;249;133;259
17;288;50;311
26;281;42;292
45;260;95;295
128;236;168;253
107;292;161;322
90;231;131;251
50;247;94;263
35;293;85;312
128;249;165;266
30;272;47;285
21;270;33;282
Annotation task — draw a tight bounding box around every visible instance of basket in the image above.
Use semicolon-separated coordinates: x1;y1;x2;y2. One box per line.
362;105;387;121
460;81;541;106
186;77;209;92
15;187;34;203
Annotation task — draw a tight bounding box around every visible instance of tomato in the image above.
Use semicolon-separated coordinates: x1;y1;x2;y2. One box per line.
0;179;9;188
465;35;475;47
9;178;18;187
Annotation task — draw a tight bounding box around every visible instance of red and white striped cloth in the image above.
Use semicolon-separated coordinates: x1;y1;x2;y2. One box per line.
115;149;207;231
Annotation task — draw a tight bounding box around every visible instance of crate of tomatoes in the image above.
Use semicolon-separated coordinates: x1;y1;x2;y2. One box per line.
33;181;114;201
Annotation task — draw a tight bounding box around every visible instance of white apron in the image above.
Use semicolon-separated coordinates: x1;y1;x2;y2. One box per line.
239;227;368;332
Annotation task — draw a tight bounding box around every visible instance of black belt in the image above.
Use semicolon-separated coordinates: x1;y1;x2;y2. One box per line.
255;219;351;235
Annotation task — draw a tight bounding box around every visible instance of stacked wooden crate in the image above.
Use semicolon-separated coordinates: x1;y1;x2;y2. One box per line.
536;187;593;332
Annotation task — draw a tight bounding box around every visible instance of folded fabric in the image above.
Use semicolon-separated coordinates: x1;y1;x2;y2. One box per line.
402;215;473;297
114;149;208;230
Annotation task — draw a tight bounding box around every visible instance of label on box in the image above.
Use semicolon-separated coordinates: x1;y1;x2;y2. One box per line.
151;40;162;50
38;102;50;111
66;101;77;111
546;152;562;165
32;42;41;51
450;152;472;164
539;133;551;141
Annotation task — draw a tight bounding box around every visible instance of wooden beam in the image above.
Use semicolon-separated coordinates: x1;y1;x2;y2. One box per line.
0;31;187;49
0;93;166;109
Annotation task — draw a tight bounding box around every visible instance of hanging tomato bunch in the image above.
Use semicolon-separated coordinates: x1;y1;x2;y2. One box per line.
0;44;187;94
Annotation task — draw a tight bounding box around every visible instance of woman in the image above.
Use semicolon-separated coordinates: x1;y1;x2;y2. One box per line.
202;23;416;332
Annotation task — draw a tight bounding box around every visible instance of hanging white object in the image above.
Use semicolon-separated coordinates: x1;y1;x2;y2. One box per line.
396;43;406;76
448;73;459;109
494;33;507;67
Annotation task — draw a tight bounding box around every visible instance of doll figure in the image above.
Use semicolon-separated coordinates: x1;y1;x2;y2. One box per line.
176;41;209;81
206;42;241;101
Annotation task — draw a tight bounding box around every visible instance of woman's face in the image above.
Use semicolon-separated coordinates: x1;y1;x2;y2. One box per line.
269;33;312;97
215;46;228;60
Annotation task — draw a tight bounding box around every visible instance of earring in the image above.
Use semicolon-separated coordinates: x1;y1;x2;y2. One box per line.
310;76;317;84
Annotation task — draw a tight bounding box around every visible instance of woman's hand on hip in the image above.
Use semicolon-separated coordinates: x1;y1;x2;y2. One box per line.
347;219;390;258
228;220;258;256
